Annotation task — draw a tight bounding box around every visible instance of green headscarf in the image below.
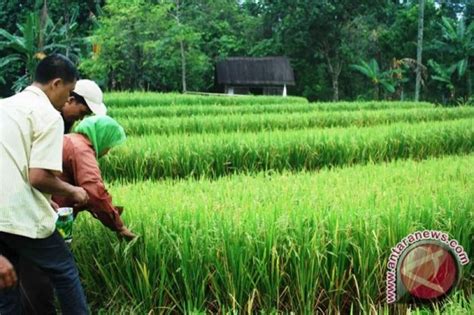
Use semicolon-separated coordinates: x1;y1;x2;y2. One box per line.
74;115;126;158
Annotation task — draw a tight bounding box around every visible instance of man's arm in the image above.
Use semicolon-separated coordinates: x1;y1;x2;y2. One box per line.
0;255;17;289
29;168;88;207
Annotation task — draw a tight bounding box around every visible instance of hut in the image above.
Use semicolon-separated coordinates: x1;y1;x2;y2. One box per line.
216;57;295;96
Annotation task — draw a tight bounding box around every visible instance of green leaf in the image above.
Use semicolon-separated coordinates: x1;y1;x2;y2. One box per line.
457;59;468;77
431;75;451;84
0;54;21;68
380;81;395;93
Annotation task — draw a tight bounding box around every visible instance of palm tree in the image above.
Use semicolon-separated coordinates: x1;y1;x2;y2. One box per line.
351;59;396;100
415;0;425;101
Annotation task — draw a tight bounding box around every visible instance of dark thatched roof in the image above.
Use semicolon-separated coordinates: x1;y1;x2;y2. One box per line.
216;57;295;86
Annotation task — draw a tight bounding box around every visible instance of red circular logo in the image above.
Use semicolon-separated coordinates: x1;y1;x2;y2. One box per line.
400;243;458;300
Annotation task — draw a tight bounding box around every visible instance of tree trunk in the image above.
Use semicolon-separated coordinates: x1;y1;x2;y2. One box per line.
467;65;472;99
180;40;187;93
415;0;425;101
175;0;187;93
64;0;70;57
38;0;48;51
331;73;339;101
324;49;341;102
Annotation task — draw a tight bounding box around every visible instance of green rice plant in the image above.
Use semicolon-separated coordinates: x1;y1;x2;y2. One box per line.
104;92;308;107
101;119;474;180
369;291;473;314
117;107;474;136
108;101;435;119
73;155;474;313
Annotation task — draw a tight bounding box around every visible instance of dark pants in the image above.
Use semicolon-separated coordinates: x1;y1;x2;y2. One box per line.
0;231;89;315
20;259;55;315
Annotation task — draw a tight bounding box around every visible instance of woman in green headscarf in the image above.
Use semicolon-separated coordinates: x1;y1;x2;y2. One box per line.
21;116;136;315
52;115;135;239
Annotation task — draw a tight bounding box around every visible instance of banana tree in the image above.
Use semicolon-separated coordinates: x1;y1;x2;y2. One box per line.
432;17;474;98
350;59;397;100
0;12;67;91
0;55;21;84
428;59;457;102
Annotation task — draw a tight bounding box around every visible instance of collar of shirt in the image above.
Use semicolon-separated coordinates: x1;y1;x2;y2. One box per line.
24;85;60;113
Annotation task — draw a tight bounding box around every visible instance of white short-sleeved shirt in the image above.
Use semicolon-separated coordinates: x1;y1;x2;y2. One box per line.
0;85;64;238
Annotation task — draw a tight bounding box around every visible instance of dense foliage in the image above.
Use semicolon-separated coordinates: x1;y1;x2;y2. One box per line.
1;0;473;103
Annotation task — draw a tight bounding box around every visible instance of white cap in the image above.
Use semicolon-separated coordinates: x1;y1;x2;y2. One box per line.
73;79;107;115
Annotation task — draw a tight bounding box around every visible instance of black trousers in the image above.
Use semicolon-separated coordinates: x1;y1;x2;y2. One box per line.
0;231;88;315
20;258;56;315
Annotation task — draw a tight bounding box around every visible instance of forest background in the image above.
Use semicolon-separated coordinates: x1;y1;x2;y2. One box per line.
0;0;472;104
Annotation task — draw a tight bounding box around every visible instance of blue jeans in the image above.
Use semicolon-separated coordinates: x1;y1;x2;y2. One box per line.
0;231;89;315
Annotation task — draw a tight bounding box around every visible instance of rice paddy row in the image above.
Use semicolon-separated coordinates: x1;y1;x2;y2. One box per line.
104;92;308;107
75;155;474;314
118;106;474;136
102;118;474;180
108;101;435;118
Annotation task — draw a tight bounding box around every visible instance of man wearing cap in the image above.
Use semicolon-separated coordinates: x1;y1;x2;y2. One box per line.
61;79;107;133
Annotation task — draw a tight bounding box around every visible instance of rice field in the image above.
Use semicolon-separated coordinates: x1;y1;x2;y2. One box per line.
102;118;474;180
75;93;473;314
108;100;434;119
116;107;474;136
104;92;308;107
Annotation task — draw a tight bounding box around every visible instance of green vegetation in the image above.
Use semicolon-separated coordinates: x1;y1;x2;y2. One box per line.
102;118;474;180
75;94;474;312
118;107;474;136
1;1;472;103
104;92;308;107
1;0;473;311
108;101;435;119
76;155;474;313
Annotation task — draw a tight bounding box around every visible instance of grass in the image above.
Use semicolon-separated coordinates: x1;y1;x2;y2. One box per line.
68;93;473;313
104;92;308;107
108;101;435;119
101;118;474;180
74;155;474;314
117;106;474;136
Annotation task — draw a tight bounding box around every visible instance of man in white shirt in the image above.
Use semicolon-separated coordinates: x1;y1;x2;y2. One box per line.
0;54;90;315
19;79;110;314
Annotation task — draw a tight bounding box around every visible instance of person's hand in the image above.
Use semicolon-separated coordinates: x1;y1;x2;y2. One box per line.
117;226;136;241
71;187;89;208
114;206;124;216
0;255;17;289
50;200;59;212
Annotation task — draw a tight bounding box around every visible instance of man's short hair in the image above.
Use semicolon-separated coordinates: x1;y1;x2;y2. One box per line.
34;53;79;84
